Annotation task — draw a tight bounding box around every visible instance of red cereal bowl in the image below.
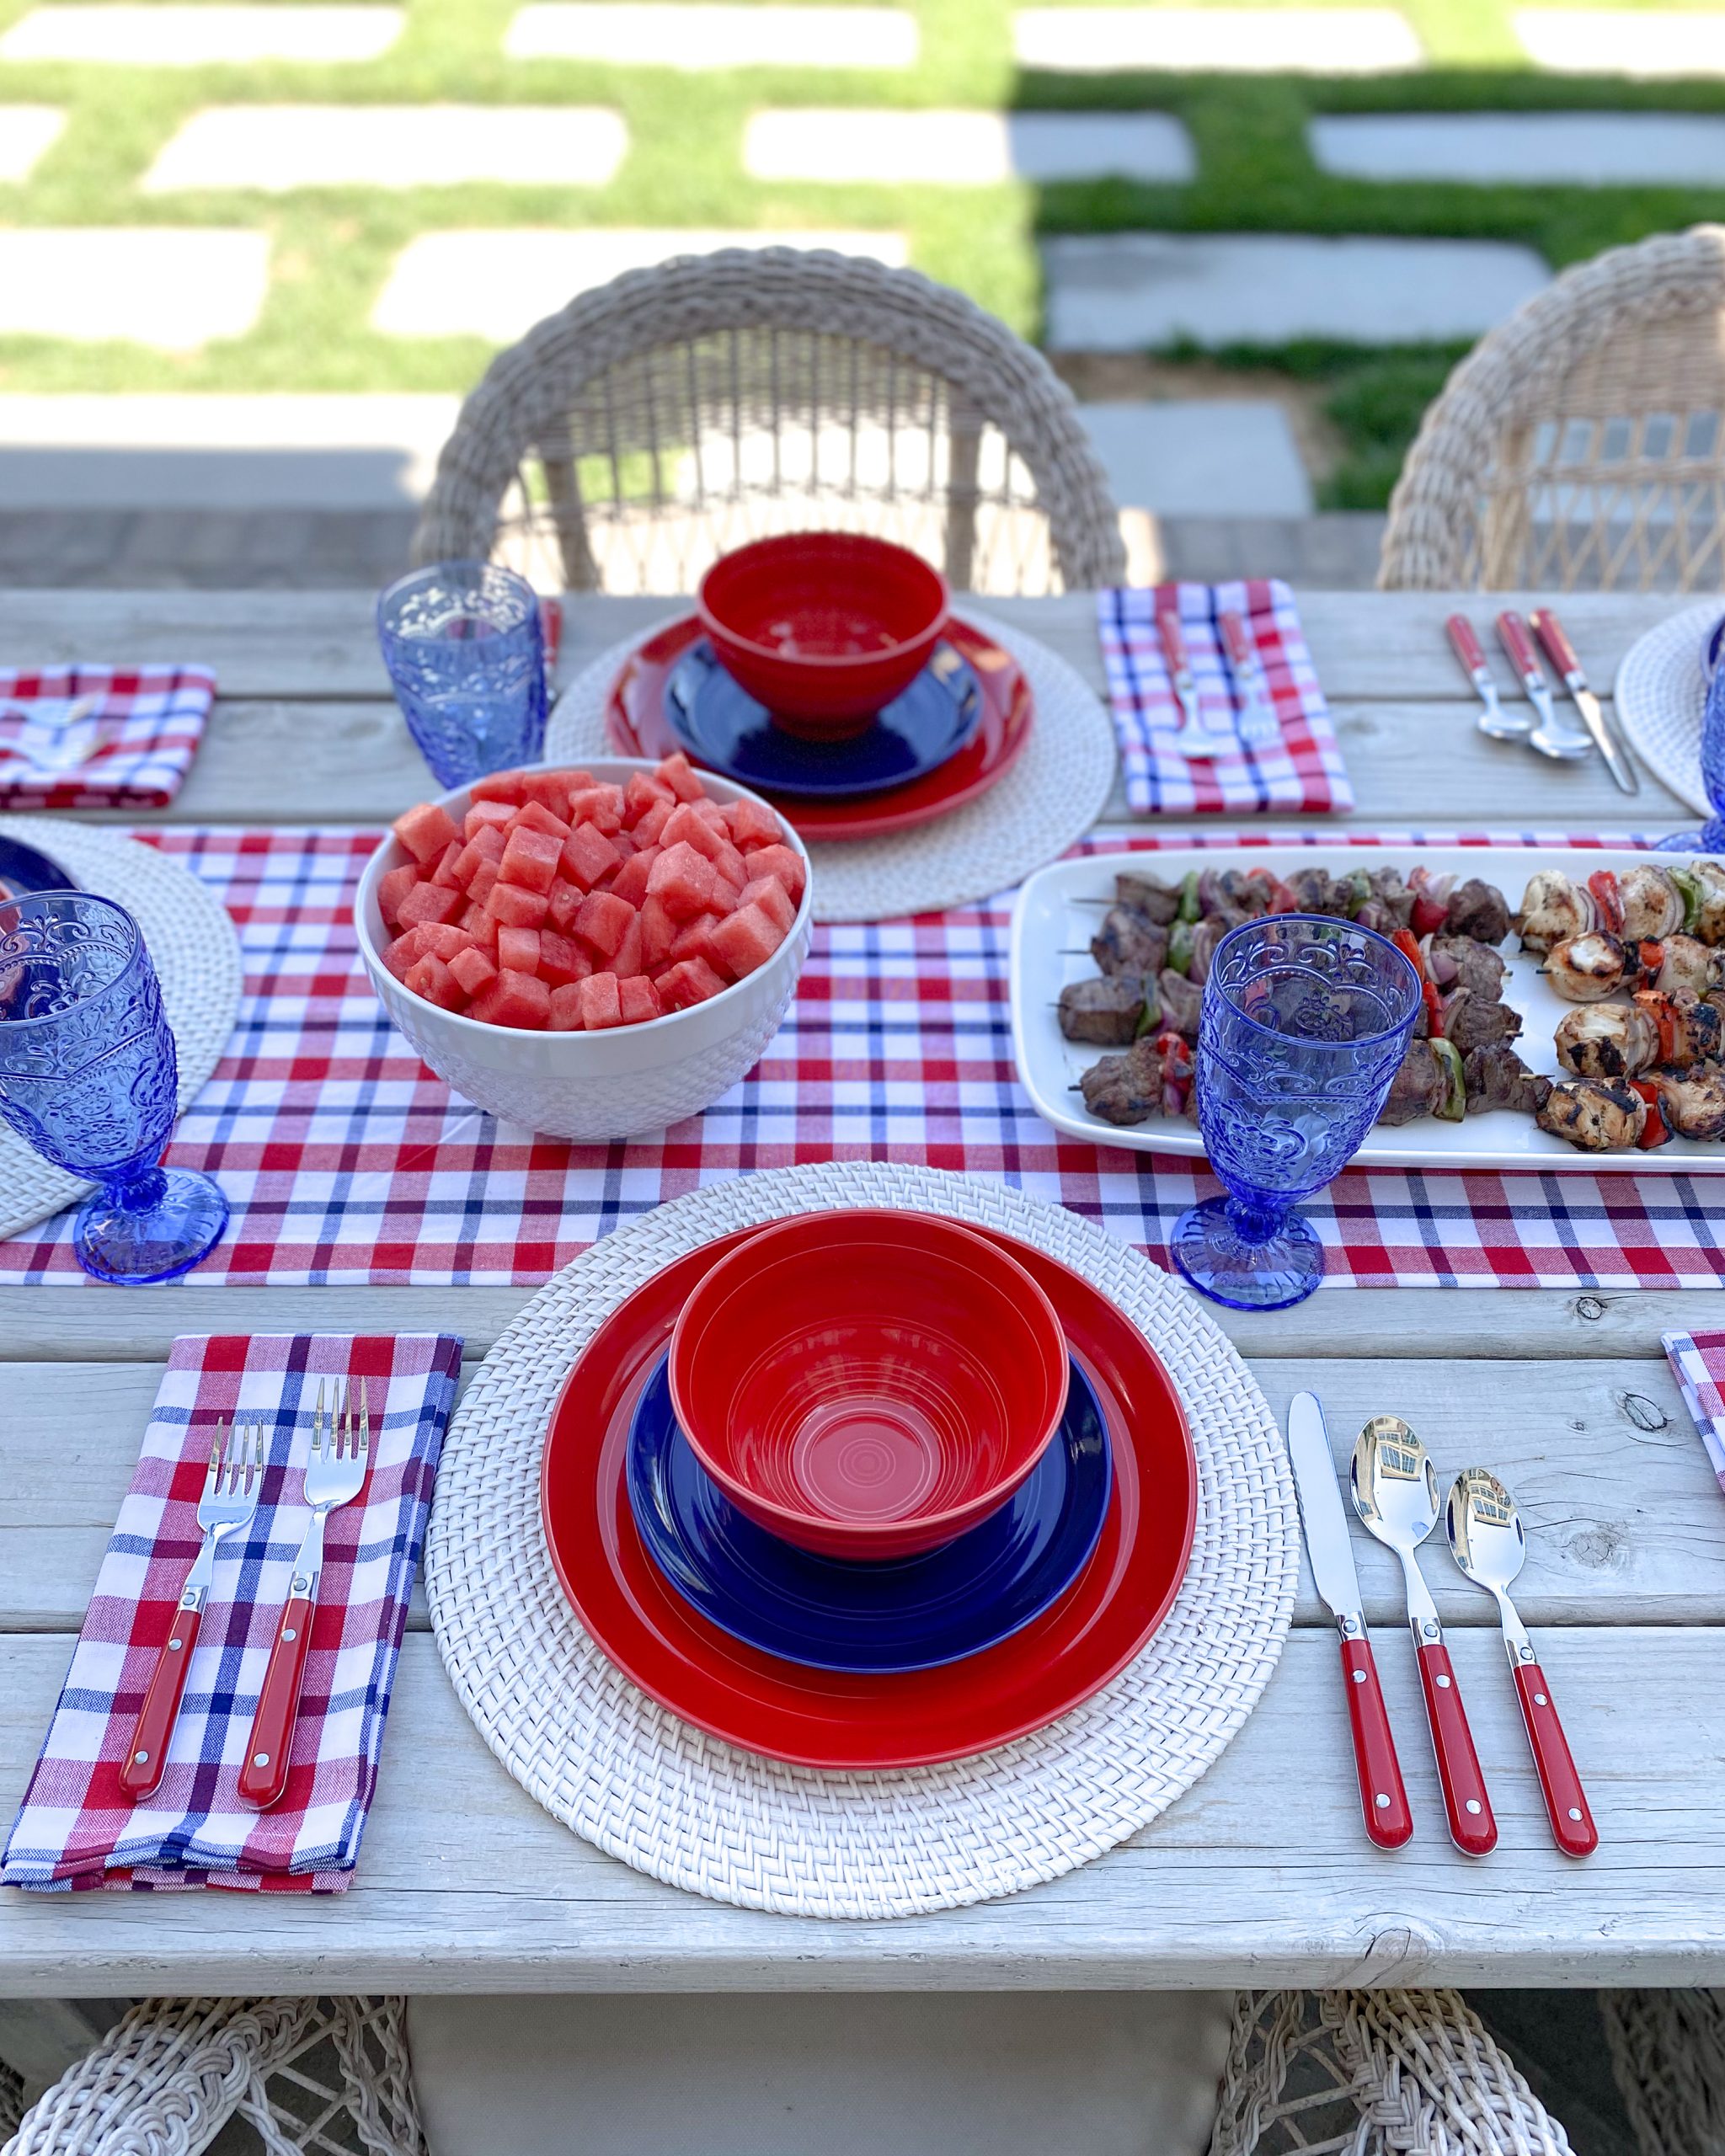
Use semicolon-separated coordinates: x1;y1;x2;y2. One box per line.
666;1209;1071;1560
696;533;949;739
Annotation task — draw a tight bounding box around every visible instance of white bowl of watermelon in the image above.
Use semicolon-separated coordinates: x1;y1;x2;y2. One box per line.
355;752;812;1141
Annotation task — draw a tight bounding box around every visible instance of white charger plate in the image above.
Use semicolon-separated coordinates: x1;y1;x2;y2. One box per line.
1613;601;1720;818
1010;844;1725;1175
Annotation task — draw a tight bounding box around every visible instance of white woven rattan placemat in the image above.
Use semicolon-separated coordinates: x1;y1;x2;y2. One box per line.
547;610;1118;923
0;818;243;1241
1615;600;1717;816
426;1161;1297;1919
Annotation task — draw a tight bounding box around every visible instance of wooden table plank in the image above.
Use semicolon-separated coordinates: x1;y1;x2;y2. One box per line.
0;1625;1712;1993
5;1355;1711;1636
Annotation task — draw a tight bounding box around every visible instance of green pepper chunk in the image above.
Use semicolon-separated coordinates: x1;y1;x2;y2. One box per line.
1176;870;1200;924
1167;919;1196;974
1670;865;1704;936
1348;869;1372;917
1431;1037;1466;1122
1133;979;1163;1039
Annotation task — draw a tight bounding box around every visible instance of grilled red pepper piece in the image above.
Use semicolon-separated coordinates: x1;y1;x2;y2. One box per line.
1588;869;1624;937
1638;938;1664;988
1633;988;1679;1066
1392;928;1445;1037
1630;1080;1672;1149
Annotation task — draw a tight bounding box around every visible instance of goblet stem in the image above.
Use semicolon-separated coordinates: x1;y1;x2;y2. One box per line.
1222;1194;1289;1246
103;1159;168;1214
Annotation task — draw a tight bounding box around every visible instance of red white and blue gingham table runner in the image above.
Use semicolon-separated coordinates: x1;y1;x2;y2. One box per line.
1098;581;1354;816
0;664;215;809
1;825;1718;1292
1664;1330;1725;1496
2;1332;460;1893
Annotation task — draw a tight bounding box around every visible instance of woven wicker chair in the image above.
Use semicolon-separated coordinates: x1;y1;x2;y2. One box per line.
411;248;1125;599
1;1988;1589;2155
1380;226;1725;595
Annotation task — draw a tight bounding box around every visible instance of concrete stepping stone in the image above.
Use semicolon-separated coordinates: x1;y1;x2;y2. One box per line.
373;229;909;340
742;109;1194;184
1514;7;1725;73
1042;232;1548;348
1013;6;1422;73
1077;398;1312;515
505;3;918;67
1313;110;1725;184
0;230;270;349
0;108;65;184
143;107;628;193
0;4;402;64
0;393;460;508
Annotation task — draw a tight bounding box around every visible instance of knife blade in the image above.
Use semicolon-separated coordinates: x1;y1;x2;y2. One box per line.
1530;607;1640;795
1286;1391;1413;1850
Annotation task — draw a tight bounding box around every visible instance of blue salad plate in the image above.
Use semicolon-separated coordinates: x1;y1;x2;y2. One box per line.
625;1350;1111;1673
662;638;983;798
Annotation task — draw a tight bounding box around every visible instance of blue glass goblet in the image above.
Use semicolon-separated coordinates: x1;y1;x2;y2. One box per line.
377;559;547;788
1172;915;1421;1312
0;892;228;1283
1658;625;1725;852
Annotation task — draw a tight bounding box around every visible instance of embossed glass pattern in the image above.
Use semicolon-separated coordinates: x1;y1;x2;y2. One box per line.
1172;914;1419;1311
377;559;547;787
0;892;228;1283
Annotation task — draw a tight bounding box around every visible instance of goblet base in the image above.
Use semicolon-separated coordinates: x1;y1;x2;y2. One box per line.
1656;816;1725;852
1171;1196;1324;1311
72;1167;230;1286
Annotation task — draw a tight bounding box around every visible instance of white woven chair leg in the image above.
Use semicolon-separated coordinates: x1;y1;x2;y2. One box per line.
1338;1989;1574;2156
4;1996;325;2156
0;2061;24;2144
327;2000;427;2156
1602;1988;1725;2156
1209;1991;1376;2156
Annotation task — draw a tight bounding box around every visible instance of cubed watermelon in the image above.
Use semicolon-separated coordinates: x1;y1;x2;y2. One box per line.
560;820;620;892
499;825;563;895
467;858;501;907
617;974;663;1025
744;842;805;905
711;876;743;917
430;840;464;889
516;798;571;842
539;929;590;988
655;752;704;803
630;797;673;848
497;924;542;975
611;914;644;982
404;951;465;1011
418;922;472;959
608;847;658;909
711;902;788;982
670;910;724;969
574;889;636;962
458;901;499;951
472;770;530;807
577;971;623;1030
393;800;461;865
567;782;625;835
397;879;463;929
729;797;783;851
485;879;550;929
521;770;576;817
624;770;674;825
378;862;419;926
638;893;678;969
547;981;585;1032
451;826;505;888
648;841;718;921
469;968;551;1030
464;798;516;841
740;873;796;937
449;944;499;999
380;931;421;982
658;956;728;1011
545;877;583;933
661;802;728;865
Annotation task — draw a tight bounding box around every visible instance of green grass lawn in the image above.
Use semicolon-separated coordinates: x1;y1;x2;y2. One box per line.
3;0;1725;502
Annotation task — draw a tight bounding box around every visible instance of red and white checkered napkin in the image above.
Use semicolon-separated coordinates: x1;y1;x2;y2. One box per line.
1664;1330;1725;1497
2;1331;461;1894
0;664;215;809
1097;580;1354;815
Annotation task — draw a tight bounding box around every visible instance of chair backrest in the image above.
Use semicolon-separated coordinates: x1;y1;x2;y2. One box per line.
1380;225;1725;594
413;248;1124;596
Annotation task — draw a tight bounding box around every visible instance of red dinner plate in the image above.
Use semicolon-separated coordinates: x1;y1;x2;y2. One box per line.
539;1223;1197;1769
605;614;1033;843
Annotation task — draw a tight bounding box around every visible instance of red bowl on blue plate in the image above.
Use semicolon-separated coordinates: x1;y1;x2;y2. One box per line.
667;1209;1070;1560
696;533;949;740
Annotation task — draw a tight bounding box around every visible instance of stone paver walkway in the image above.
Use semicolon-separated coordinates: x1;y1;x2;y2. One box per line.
505;3;918;67
142;107;628;194
1013;6;1422;73
1042;232;1549;349
742;109;1194;184
1513;7;1725;74
0;4;401;66
0;230;270;349
1078;398;1313;516
372;228;909;340
1312;110;1725;184
0;108;63;184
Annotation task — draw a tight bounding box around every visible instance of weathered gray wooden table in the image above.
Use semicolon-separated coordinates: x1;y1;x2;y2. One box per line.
0;588;1719;1997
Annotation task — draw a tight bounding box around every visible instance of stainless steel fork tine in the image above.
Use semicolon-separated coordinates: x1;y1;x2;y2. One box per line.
340;1380;353;1459
360;1377;370;1454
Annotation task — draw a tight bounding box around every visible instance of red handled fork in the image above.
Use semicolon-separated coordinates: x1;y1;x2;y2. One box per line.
120;1417;268;1801
238;1379;371;1810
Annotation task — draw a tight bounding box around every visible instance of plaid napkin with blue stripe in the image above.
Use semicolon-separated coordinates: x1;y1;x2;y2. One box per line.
1664;1329;1725;1497
2;1331;460;1892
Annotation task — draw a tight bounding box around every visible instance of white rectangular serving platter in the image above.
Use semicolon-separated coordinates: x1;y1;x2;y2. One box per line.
1010;845;1725;1174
